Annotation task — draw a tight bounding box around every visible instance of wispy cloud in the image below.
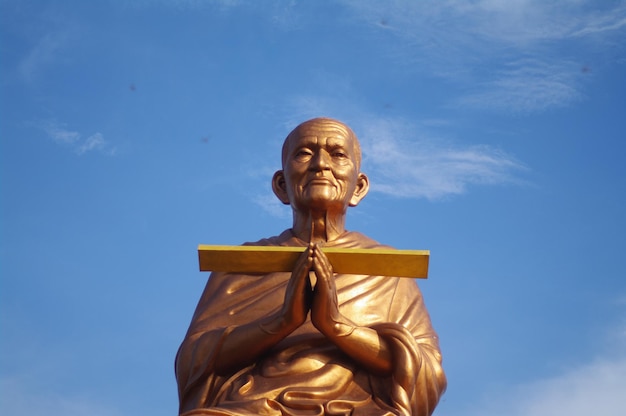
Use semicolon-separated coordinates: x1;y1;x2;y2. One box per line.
42;120;116;156
459;321;626;416
246;161;292;217
18;32;68;83
340;0;626;113
455;58;582;113
77;133;108;155
343;0;626;45
437;300;626;416
126;0;245;11
43;121;81;145
124;1;625;115
570;6;626;37
251;117;524;212
252;193;290;219
358;117;526;199
261;96;526;205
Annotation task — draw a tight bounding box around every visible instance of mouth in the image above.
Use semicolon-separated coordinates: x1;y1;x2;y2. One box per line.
306;178;333;187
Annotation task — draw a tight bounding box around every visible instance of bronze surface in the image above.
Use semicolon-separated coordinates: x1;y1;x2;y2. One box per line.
177;117;446;415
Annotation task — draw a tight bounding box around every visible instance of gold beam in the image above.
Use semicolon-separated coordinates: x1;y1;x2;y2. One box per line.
198;245;429;278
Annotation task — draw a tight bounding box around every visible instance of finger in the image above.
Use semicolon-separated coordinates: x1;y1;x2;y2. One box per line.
311;251;332;278
292;247;313;279
311;251;333;283
312;261;336;302
313;245;333;274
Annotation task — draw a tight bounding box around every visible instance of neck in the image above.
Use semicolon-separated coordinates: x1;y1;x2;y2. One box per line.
292;209;346;243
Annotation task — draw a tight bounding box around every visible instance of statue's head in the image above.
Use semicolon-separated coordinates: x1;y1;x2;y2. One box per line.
280;118;362;171
272;117;369;213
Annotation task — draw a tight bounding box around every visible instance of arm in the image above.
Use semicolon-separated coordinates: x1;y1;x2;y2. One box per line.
212;247;314;374
309;243;446;414
176;246;314;407
309;244;393;376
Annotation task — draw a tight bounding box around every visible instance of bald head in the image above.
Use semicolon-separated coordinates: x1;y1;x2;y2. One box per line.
281;117;362;170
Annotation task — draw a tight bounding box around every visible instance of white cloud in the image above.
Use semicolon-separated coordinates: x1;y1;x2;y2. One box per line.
125;1;625;116
443;314;626;416
77;133;111;155
342;0;626;44
460;353;626;416
276;95;342;131
358;117;526;199
252;193;290;219
455;58;582;113
339;0;626;113
43;121;81;145
125;0;246;11
268;99;526;201
18;32;67;82
41;120;116;156
571;6;626;37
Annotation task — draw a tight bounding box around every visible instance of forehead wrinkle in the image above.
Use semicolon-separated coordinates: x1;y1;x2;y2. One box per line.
281;119;362;169
292;135;350;148
284;134;359;170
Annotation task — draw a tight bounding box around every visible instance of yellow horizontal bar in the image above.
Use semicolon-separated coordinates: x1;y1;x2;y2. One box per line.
198;245;429;278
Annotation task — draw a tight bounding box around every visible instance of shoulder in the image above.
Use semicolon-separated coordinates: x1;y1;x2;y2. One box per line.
242;229;297;247
338;230;393;249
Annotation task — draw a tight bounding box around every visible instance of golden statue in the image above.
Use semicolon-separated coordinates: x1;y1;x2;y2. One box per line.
176;118;447;415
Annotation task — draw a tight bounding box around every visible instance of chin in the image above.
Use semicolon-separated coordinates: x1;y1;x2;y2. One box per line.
303;198;345;212
293;189;345;210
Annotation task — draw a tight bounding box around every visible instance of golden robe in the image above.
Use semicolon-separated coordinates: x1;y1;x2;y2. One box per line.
176;230;446;415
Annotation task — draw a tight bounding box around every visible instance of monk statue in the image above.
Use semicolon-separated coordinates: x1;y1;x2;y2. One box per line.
175;117;447;415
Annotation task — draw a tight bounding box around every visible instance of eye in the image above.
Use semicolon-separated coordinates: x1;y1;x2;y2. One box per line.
332;150;347;158
294;148;313;160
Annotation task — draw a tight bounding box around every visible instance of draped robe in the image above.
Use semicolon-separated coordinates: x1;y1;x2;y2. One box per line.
176;230;446;415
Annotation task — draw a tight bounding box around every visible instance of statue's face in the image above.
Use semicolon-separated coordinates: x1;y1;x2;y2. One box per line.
281;121;362;213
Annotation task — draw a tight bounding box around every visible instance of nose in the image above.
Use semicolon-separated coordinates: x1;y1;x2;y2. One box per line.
309;150;331;171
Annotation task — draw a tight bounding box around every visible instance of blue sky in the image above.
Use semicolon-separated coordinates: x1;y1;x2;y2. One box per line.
1;1;625;415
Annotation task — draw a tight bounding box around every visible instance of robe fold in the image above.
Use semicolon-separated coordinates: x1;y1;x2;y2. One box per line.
176;230;446;415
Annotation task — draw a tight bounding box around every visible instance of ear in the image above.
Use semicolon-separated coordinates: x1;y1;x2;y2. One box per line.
272;170;291;205
349;173;369;207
